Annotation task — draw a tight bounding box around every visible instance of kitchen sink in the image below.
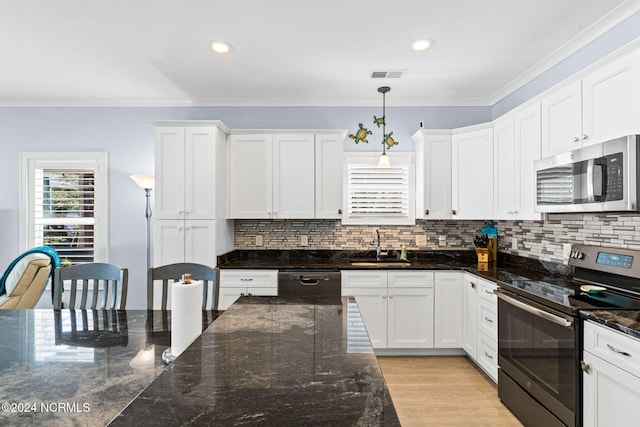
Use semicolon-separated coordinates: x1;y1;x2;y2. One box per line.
350;260;412;267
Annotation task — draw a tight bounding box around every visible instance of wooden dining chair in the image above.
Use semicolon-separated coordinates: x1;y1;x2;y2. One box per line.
53;263;128;310
147;263;217;310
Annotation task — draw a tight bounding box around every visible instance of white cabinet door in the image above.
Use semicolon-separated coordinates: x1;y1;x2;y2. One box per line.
153;219;185;266
185;127;217;220
582;51;640;146
343;287;388;349
477;296;497;341
462;274;478;359
273;133;315;219
451;127;494;219
228;134;273;218
583;350;640;427
315;133;344;219
414;130;452;219
514;102;542;220
493;116;517;219
218;288;245;310
155;127;186;220
387;287;434;349
434;272;464;348
541;80;583;157
183;220;216;266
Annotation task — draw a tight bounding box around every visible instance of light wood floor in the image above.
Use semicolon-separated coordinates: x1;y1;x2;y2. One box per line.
377;356;523;427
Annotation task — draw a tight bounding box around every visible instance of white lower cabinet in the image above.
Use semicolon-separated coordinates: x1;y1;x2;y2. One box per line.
583;321;640;427
434;272;464;348
463;273;498;382
342;270;434;350
218;270;278;310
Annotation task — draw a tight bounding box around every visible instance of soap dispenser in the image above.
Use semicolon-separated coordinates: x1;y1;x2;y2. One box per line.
400;245;408;261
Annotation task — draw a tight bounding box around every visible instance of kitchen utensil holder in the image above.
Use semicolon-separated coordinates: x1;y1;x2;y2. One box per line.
476;237;498;264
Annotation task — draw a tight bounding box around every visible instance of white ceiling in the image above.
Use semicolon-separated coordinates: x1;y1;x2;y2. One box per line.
1;0;638;107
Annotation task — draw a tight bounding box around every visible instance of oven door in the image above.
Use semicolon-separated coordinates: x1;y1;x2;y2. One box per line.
497;290;579;427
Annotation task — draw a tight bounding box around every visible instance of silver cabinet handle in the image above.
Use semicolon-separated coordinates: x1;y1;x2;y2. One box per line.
451;209;457;215
607;344;631;357
484;316;493;323
470;282;476;289
389;294;394;299
240;278;253;282
496;292;573;327
485;352;493;360
582;134;589;140
382;295;387;299
425;209;430;215
485;290;494;295
573;136;580;143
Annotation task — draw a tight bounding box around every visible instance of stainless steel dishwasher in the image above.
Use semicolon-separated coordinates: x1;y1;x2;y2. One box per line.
277;270;341;296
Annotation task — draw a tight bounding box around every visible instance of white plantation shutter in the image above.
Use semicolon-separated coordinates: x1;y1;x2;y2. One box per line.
20;153;108;265
343;153;415;225
34;169;96;264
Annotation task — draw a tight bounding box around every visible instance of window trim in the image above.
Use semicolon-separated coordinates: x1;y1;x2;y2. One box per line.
19;152;109;262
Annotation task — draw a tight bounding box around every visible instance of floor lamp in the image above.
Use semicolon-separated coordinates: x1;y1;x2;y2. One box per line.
130;174;155;271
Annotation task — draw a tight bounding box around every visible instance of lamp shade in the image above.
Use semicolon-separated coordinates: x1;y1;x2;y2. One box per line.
130;174;155;190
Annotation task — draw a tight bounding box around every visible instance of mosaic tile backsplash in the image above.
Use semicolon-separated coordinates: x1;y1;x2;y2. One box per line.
234;213;640;263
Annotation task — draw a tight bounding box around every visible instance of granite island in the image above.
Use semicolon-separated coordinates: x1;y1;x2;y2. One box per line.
110;296;399;426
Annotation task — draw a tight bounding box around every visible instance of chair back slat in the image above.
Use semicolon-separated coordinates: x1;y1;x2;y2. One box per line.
53;263;128;310
147;263;217;310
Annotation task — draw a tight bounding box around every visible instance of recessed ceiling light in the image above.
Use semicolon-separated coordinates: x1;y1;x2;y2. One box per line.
410;39;433;52
209;41;231;54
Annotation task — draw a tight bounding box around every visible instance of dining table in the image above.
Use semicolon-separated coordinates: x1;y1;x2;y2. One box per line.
0;295;399;426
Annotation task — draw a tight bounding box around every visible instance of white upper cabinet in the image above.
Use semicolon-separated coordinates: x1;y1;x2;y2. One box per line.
542;49;640;157
228;130;344;219
541;80;583;157
272;133;315;219
493;115;517;219
582;50;640;146
413;130;452;219
451;126;494;219
493;102;542;220
155;125;225;220
315;133;344;219
514;103;542;220
228;133;274;219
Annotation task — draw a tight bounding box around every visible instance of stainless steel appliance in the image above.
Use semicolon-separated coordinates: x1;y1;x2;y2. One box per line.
496;244;640;427
277;270;341;296
534;135;640;213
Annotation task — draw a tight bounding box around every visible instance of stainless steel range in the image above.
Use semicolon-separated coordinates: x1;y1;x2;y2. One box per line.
495;244;640;427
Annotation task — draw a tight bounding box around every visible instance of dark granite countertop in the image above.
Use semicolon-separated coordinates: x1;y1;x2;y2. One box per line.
110;296;400;426
580;310;640;340
0;309;216;426
218;249;573;282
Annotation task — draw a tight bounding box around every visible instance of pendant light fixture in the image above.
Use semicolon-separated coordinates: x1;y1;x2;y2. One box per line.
349;86;399;168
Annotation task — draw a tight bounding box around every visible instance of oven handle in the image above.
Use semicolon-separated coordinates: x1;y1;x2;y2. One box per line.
496;292;574;328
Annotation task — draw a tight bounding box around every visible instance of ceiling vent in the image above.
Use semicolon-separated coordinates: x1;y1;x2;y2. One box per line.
371;70;405;79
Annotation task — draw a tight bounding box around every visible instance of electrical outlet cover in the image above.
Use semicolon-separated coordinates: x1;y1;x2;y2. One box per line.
416;235;427;246
255;235;263;246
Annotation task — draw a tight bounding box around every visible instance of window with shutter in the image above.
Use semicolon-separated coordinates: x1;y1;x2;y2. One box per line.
343;153;415;225
20;152;108;265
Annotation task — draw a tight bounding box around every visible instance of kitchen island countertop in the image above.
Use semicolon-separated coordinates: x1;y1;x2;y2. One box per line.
110;296;400;426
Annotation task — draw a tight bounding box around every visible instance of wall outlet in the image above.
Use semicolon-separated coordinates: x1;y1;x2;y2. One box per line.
512;237;518;250
300;235;309;246
416;235;427;246
255;235;263;247
438;236;447;247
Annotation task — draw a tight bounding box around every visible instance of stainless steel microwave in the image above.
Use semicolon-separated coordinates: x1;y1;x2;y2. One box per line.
534;135;640;213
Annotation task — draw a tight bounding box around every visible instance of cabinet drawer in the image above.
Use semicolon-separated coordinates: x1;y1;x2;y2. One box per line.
477;297;497;340
476;277;498;304
341;270;387;288
219;269;278;288
584;320;640;378
388;271;434;288
477;331;498;383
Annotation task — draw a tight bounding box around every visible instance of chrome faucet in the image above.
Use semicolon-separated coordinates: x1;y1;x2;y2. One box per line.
371;228;381;260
